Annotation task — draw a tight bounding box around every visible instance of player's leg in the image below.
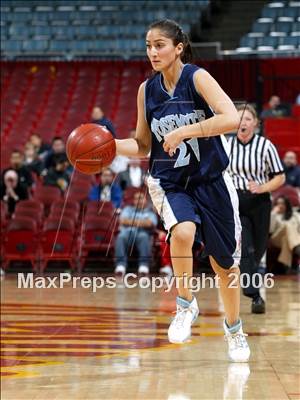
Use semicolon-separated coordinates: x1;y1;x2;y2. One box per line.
167;221;199;343
147;177;200;343
209;256;240;326
210;256;250;362
170;221;196;302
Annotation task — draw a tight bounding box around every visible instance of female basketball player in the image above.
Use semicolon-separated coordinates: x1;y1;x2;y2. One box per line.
115;19;250;362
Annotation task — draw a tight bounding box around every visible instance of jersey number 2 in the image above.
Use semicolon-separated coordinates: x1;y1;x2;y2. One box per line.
174;138;200;168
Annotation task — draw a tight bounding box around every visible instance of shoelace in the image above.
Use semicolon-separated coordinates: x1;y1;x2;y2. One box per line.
225;332;248;348
172;307;194;328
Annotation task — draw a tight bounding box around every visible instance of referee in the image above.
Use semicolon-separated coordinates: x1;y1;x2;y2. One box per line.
227;104;285;313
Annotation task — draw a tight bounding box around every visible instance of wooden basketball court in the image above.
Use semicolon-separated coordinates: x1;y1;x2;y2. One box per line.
1;274;299;400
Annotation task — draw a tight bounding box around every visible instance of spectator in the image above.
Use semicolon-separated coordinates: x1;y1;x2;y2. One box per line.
88;167;122;208
43;154;70;193
2;149;33;189
282;151;300;188
270;196;300;269
91;106;116;137
114;191;158;276
118;158;145;191
261;95;290;119
110;130;137;174
0;169;28;215
29;133;50;159
44;136;67;170
23;142;43;177
296;94;300;105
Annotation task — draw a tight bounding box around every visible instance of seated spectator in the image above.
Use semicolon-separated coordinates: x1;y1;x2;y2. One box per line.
261;95;290;119
91;106;116;138
269;196;300;269
110;130;137;174
23;143;43;177
114;191;158;276
2;149;33;189
282;151;300;188
44;136;67;171
43;154;70;193
88;168;122;209
118;159;145;191
29;133;51;159
0;169;28;215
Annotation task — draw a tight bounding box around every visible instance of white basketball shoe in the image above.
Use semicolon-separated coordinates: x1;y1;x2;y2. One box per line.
223;319;250;362
168;296;199;343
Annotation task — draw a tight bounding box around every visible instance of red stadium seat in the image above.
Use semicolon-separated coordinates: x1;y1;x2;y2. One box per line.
79;215;118;272
85;201;116;219
13;208;43;227
48;208;79;221
33;186;62;210
50;200;80;221
292;105;300;118
2;217;39;271
40;217;77;272
122;186;147;207
272;185;300;207
15;199;44;214
66;184;91;203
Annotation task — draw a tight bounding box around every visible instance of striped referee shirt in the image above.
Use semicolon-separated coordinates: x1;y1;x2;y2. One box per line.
227;134;284;191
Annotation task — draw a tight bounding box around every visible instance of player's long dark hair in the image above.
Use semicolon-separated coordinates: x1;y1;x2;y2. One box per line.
148;19;193;64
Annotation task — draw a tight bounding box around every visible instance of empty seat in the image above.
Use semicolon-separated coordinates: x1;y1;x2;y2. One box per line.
75;26;97;38
13;208;43;226
50;199;80;214
15;200;44;213
274;21;293;32
40;217;77;272
257;36;279;48
34;186;61;208
252;21;273;34
23;40;48;52
80;215;117;270
261;7;279;19
49;40;70;52
239;36;257;49
280;36;299;46
2;40;23;52
2;216;39;271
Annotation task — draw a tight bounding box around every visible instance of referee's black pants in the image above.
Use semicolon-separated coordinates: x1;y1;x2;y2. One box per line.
237;190;271;298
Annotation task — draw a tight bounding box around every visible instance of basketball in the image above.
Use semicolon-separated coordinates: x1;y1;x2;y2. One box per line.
66;123;116;175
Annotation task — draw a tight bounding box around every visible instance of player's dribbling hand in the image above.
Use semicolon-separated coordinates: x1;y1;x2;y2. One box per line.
163;128;182;157
248;180;263;194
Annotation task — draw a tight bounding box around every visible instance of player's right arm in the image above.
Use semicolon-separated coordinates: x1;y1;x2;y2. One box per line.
115;82;151;158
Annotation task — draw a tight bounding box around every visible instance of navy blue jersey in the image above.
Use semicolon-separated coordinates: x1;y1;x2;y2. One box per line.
145;64;230;186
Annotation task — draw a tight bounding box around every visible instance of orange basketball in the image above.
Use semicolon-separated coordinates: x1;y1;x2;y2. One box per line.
66;123;116;175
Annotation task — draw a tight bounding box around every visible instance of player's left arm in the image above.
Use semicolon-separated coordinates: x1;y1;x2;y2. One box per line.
163;69;240;156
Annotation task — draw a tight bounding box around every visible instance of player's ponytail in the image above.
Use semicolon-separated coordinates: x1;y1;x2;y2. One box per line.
148;19;193;64
181;32;193;64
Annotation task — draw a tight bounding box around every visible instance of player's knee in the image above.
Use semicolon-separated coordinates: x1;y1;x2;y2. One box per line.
171;226;194;247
